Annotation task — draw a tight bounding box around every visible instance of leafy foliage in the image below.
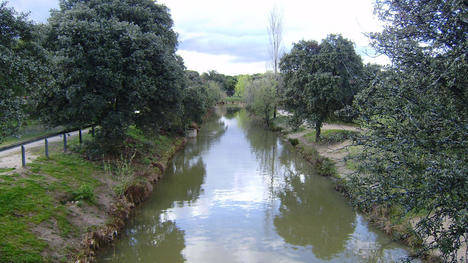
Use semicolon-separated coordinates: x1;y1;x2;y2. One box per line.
234;74;251;98
37;0;184;147
243;73;278;126
201;70;237;96
182;71;224;124
0;3;50;141
280;35;363;141
347;1;467;261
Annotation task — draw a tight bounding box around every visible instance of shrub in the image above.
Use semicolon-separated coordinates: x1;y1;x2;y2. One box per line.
288;138;299;146
71;184;95;203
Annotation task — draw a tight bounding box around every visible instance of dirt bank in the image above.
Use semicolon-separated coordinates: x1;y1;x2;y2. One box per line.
0;131;187;263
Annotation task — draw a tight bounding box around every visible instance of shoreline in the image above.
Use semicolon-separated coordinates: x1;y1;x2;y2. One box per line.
0;128;189;262
76;137;187;262
269;115;440;262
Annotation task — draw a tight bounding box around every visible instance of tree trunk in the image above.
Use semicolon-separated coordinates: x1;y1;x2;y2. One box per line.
315;119;322;142
265;110;270;127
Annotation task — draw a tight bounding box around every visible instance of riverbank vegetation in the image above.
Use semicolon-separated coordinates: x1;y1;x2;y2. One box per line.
0;126;187;262
236;1;466;261
1;0;466;262
0;0;225;261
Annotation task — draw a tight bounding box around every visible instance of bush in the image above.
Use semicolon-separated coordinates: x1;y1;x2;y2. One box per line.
71;184;95;203
288;138;299;146
316;158;337;177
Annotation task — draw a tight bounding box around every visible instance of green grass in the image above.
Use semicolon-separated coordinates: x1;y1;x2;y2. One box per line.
0;124;184;262
305;129;358;144
344;145;363;170
0;168;15;173
223;96;243;103
0;149;103;262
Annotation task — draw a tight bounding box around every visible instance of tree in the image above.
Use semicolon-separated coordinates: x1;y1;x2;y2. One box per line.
267;5;283;118
200;70;237;96
38;0;184;146
267;6;283;76
244;73;277;127
348;1;467;261
0;3;49;141
182;69;225;125
280;35;363;141
233;75;251;98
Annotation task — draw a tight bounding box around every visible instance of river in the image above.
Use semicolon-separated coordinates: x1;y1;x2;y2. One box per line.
97;107;413;262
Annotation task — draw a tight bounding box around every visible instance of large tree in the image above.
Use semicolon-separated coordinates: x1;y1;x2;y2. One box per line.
348;0;467;261
280;35;363;141
0;2;49;141
39;0;184;144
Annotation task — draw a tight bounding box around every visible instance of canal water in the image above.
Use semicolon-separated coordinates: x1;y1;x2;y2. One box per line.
97;107;412;262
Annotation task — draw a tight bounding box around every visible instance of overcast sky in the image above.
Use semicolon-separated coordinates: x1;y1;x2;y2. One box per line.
7;0;389;75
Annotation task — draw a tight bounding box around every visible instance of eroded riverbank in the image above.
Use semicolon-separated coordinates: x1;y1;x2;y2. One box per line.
0;126;187;262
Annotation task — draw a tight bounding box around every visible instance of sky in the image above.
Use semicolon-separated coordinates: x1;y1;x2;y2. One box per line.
7;0;389;75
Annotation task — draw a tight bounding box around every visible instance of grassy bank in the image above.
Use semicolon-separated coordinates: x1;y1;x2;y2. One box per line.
0;127;186;262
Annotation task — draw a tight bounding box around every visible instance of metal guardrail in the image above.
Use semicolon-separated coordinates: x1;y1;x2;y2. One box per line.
0;126;95;152
0;126;95;167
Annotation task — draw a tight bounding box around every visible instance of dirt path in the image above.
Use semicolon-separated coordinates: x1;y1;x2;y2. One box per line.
322;123;362;132
0;129;88;169
286;124;357;177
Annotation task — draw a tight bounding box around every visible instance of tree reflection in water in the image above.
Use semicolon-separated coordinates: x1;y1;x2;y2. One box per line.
99;112;227;262
274;168;356;260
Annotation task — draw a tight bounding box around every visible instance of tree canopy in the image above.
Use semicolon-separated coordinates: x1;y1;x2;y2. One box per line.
37;0;185;144
348;0;467;261
201;70;237;96
243;73;277;126
0;2;51;141
280;35;363;141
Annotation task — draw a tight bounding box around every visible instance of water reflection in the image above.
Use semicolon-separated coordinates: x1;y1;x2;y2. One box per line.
98;107;413;263
99;112;227;262
274;168;355;260
224;106;241;118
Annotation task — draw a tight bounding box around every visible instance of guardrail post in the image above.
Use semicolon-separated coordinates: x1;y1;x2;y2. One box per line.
79;129;83;144
21;145;26;167
63;133;67;152
45;138;49;158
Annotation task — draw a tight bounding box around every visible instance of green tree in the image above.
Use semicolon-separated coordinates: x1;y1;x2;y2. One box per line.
0;2;50;141
234;75;251;98
201;70;237;96
348;1;467;261
280;35;363;141
244;73;277;127
38;0;184;146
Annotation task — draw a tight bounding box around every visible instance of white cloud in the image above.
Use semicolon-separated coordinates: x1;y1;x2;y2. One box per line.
162;0;387;74
178;50;267;75
7;0;389;74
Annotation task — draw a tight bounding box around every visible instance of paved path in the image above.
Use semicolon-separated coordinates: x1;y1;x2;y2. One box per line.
0;129;88;169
